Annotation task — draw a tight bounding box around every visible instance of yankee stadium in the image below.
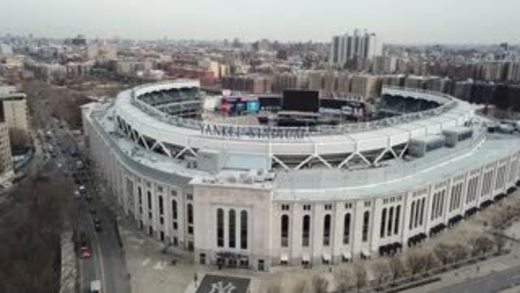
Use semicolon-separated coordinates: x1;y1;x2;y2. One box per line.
82;79;520;271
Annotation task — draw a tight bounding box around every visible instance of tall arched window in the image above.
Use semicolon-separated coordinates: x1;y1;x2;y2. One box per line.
158;196;164;215
281;215;289;247
419;198;425;226
362;211;370;242
394;205;401;235
380;208;387;238
217;209;224;247
302;215;310;247
229;210;236;248
323;215;331;246
387;207;394;237
409;201;415;230
187;204;193;224
240;211;248;249
343;213;351;245
172;200;177;220
147;191;152;210
415;200;421;228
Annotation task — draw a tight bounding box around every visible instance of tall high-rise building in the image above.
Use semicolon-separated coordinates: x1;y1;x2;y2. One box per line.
0;86;29;147
329;29;381;68
0;122;13;186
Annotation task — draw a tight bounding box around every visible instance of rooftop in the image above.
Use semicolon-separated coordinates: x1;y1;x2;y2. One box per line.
89;101;520;202
273;133;520;201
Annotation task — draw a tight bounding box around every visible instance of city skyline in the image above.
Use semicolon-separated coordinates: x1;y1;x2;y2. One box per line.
0;0;519;44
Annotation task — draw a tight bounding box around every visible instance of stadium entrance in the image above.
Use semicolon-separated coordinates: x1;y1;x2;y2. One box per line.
216;252;250;269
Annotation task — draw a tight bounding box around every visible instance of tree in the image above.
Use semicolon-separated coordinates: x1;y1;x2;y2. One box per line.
406;250;424;277
421;250;438;273
292;276;309;293
434;242;453;265
0;168;73;293
266;278;282;293
353;263;367;292
372;260;391;287
388;256;405;281
334;268;352;293
451;243;469;262
311;275;329;293
469;234;495;256
494;234;506;254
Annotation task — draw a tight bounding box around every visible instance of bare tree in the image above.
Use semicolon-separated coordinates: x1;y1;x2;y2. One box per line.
0;169;73;293
435;242;457;265
353;263;367;292
422;250;438;273
292;277;308;293
311;275;329;293
372;260;391;287
266;278;282;293
451;243;469;263
494;235;506;254
468;233;495;257
334;268;352;293
388;256;405;281
406;249;428;277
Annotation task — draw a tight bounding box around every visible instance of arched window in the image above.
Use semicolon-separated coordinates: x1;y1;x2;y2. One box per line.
419;198;425;226
431;193;438;221
229;210;236;248
362;211;370;242
439;191;445;218
323;215;331;246
172;200;177;220
387;207;394;237
302;215;310;247
158;196;164;215
240;211;248;249
187;204;193;224
409;201;415;230
147;191;152;210
281;215;289;247
394;205;401;235
380;208;387;238
217;209;224;247
343;213;351;245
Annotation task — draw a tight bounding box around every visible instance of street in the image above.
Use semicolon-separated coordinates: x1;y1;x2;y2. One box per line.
31;92;130;293
436;265;520;293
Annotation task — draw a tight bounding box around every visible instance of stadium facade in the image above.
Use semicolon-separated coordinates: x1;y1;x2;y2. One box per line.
82;80;520;271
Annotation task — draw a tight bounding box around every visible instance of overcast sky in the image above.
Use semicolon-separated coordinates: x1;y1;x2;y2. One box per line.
0;0;518;44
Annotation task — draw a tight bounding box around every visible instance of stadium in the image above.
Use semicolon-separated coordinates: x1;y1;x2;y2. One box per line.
82;80;520;271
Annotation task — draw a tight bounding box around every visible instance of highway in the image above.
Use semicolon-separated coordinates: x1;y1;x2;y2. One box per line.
30;91;131;293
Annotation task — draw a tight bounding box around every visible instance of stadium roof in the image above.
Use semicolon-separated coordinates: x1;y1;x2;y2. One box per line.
273;134;520;201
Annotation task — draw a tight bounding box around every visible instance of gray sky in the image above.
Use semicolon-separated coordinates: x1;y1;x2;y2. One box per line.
0;0;519;43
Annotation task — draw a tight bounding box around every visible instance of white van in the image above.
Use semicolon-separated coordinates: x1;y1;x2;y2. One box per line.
90;280;101;293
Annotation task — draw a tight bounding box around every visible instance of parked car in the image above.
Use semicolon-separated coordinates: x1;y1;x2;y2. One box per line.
93;218;102;232
79;241;92;259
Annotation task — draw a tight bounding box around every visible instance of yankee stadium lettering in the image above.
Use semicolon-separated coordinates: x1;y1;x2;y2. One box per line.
200;123;307;139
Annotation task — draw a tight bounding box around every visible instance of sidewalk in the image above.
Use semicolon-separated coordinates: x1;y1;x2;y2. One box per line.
118;217;270;293
403;220;520;293
113;190;520;293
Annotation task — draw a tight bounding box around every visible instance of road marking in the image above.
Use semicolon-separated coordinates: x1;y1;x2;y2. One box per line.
142;257;151;267
94;227;108;293
153;261;166;270
79;258;84;291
